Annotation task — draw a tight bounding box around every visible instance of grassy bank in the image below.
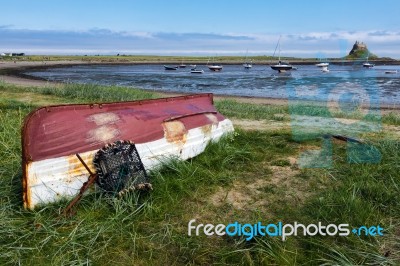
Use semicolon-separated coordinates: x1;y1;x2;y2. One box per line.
0;82;399;265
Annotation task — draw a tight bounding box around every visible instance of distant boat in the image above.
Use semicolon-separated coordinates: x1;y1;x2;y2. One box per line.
270;36;293;73
190;64;197;68
363;54;374;68
191;69;204;74
363;62;374;68
164;65;178;70
208;65;222;72
316;62;329;67
363;61;374;68
385;70;397;74
179;61;187;68
316;58;329;72
243;62;252;69
271;62;292;72
208;65;223;71
243;50;252;69
207;57;223;72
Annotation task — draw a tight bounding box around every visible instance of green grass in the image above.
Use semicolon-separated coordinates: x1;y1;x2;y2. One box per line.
215;100;289;121
0;82;399;265
0;82;158;104
217;99;400;126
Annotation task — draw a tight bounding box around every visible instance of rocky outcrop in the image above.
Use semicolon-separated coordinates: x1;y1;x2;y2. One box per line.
348;41;370;56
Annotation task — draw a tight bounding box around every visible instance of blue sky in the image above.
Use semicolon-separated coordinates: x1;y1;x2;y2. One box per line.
1;0;400;58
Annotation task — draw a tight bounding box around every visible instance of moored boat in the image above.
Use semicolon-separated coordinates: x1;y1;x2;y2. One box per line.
21;94;234;209
243;62;252;69
363;62;374;68
208;65;223;71
271;61;293;72
190;69;204;74
164;65;178;70
363;54;374;68
316;62;329;67
270;36;293;73
385;70;397;74
243;50;252;69
207;57;223;71
316;59;329;72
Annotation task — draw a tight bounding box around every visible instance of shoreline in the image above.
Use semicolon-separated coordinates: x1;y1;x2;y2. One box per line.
0;60;291;106
1;60;399;111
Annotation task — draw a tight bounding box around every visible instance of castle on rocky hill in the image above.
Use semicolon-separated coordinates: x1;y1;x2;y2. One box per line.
348;41;369;56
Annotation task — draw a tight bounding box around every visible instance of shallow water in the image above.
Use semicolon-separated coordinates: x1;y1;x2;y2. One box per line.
27;64;400;105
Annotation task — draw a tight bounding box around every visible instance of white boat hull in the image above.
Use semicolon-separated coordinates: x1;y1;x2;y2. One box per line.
208;66;223;71
271;65;292;72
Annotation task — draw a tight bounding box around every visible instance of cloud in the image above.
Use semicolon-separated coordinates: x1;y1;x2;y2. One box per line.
298;35;319;41
0;24;13;29
368;30;391;36
154;32;253;41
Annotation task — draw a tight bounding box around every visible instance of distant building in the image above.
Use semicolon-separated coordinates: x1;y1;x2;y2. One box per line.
0;52;25;56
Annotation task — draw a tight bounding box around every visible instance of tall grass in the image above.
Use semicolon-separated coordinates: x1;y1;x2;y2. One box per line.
216;100;288;121
0;82;157;104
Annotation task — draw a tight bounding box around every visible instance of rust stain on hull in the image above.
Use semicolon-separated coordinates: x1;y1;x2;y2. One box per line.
163;121;188;144
67;152;95;181
22;163;31;209
201;124;212;137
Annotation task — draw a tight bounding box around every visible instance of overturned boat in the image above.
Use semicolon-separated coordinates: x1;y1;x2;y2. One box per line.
22;94;234;209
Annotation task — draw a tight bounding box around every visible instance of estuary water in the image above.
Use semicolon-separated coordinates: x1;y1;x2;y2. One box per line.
26;64;400;105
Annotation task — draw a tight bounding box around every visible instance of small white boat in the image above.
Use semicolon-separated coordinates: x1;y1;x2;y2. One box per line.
316;60;329;72
385;70;398;74
316;62;329;67
179;61;187;68
243;50;252;69
208;65;223;71
207;57;223;71
363;54;374;68
191;69;204;74
363;62;374;68
190;64;197;68
243;62;252;69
